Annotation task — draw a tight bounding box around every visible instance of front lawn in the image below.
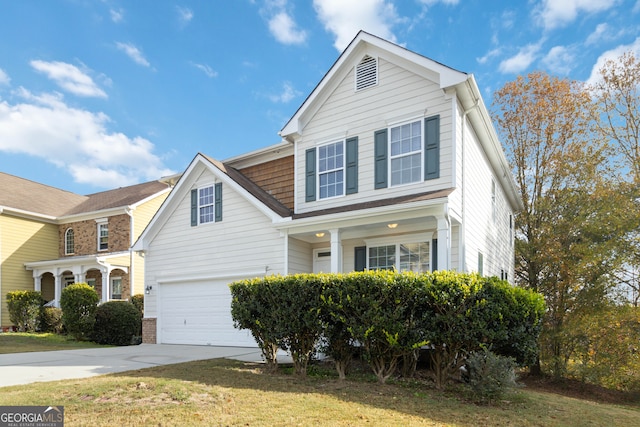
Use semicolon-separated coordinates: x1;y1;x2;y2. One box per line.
0;332;109;354
1;358;638;426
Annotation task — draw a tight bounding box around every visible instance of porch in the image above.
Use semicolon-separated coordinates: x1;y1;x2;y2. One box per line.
24;252;132;306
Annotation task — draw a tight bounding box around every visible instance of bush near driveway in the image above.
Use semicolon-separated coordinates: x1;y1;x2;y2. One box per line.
6;290;44;332
39;307;63;334
93;301;142;346
60;283;99;341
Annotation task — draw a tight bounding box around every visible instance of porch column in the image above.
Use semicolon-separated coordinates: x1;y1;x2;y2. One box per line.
436;216;451;271
54;274;62;307
101;268;110;303
329;228;342;273
33;275;42;292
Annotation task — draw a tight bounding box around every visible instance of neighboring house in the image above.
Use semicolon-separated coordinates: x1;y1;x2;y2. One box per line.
133;31;523;347
0;173;171;328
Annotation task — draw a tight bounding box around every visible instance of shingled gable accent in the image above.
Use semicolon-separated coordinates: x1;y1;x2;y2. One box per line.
202;155;293;218
292;188;456;219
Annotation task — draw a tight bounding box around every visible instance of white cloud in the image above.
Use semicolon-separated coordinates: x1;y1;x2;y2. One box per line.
268;12;307;45
542;46;575;75
177;6;193;26
191;62;218;78
269;81;301;103
418;0;460;5
313;0;400;51
499;43;542;74
585;23;609;45
115;42;151;67
110;8;124;23
477;47;502;65
586;36;640;85
0;88;172;188
262;1;307;45
30;60;107;98
0;68;10;86
535;0;619;30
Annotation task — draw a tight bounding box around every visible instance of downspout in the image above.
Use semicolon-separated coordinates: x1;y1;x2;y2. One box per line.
461;95;479;273
126;207;135;298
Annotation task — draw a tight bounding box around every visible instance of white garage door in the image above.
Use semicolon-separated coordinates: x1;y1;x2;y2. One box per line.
158;280;256;347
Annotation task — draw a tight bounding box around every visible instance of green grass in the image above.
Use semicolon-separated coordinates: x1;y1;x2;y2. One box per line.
1;358;638;426
0;332;109;353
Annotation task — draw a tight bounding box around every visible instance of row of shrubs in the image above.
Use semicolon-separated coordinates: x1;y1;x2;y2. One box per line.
230;270;546;391
6;284;143;346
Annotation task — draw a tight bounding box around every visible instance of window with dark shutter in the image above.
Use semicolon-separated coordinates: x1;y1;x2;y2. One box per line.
424;115;440;180
355;55;378;91
190;189;198;226
305;148;317;202
215;182;222;222
345;137;358;194
354;246;366;271
374;129;388;189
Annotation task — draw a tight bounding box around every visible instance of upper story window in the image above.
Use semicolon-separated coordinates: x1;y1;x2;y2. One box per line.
355;55;378;91
199;185;215;224
64;228;74;255
97;220;108;251
375;115;440;189
390;120;422;186
190;183;222;226
318;141;344;199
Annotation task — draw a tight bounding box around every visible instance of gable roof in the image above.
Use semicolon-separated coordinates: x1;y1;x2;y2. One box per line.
280;30;468;138
0;171;170;220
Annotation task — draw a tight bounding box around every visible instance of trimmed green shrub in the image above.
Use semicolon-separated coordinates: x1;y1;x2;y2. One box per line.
40;307;63;334
6;290;44;332
60;283;99;340
131;294;144;317
463;347;518;404
93;301;142;346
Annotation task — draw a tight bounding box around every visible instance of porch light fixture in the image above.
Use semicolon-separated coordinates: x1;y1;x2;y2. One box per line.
145;285;153;294
315;232;325;238
387;223;398;229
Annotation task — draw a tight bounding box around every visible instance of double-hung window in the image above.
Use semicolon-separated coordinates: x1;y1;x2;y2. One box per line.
390;120;422;186
191;183;222;226
199;185;215;224
318;141;344;199
97;220;108;251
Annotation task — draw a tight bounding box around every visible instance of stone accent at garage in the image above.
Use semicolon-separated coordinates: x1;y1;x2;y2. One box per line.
142;317;157;344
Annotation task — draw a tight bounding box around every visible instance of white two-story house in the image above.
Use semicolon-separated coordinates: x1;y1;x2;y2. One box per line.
133;31;522;347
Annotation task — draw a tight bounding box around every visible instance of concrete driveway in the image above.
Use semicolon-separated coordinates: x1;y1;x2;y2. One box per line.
0;344;265;387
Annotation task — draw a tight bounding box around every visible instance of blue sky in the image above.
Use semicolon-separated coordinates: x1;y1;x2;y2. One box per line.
1;0;639;195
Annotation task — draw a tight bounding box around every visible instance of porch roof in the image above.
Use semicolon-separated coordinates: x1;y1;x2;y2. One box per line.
24;251;130;274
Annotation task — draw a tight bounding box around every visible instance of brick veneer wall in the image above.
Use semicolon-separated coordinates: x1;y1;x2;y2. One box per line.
58;214;131;257
142;318;157;344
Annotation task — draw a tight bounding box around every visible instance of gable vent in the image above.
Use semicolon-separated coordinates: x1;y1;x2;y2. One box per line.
355;55;378;91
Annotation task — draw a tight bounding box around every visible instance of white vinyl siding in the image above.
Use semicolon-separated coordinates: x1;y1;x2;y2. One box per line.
296;57;452;214
143;167;286;318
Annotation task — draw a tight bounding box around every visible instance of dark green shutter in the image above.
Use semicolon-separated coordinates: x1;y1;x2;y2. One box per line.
190;189;198;226
214;182;222;222
305;148;316;202
432;239;438;271
424;115;440;180
354;246;366;271
345;137;358;195
374;129;388;189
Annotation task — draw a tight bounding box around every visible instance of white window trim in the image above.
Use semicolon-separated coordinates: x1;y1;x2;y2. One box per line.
365;232;434;272
388;119;424;188
198;184;215;225
96;218;108;252
64;228;74;255
110;276;123;300
317;140;346;200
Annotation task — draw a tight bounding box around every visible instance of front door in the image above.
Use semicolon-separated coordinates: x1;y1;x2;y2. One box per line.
313;248;331;273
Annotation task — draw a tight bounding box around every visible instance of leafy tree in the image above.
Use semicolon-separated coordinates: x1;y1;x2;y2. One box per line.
493;71;635;377
591;52;640;306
